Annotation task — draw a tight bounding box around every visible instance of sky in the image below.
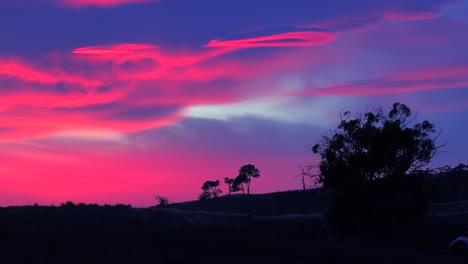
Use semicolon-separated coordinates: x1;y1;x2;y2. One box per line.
1;0;468;206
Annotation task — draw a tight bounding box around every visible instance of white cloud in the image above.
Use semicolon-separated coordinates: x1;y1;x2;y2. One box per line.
186;74;361;126
51;129;127;143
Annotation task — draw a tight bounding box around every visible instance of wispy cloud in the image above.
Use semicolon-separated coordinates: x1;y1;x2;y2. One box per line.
2;14;467;142
56;0;159;8
300;66;468;96
0;26;345;142
383;12;441;21
206;30;336;48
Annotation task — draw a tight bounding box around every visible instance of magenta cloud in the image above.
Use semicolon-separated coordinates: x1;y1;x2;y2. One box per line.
0;27;340;141
206;31;337;48
1;13;466;142
56;0;158;8
300;66;468;96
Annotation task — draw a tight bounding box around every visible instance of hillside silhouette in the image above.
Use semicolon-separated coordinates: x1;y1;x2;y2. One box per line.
165;189;331;215
0;200;467;264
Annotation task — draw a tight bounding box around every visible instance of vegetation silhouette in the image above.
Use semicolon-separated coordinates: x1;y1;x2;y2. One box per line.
199;180;222;200
311;102;444;234
231;172;248;195
224;177;235;195
239;164;260;195
197;164;260;199
227;164;261;195
430;163;468;202
297;165;313;191
155;194;170;207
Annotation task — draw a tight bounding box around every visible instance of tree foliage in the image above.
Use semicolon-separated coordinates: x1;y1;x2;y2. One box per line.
312;103;442;233
199;180;222;200
224;177;234;195
313;102;440;190
239;164;260;195
231;173;248;195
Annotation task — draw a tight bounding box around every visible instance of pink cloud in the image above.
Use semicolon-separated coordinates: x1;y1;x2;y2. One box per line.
206;31;337;48
69;32;341;84
0;104;185;142
0;59;101;87
11;22;455;143
383;12;441;21
72;43;158;55
56;0;158;8
0;86;129;109
300;66;468;96
0;27;351;142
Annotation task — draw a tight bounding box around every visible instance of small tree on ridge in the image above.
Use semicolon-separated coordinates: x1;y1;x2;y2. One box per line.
239;164;260;195
199;180;222;200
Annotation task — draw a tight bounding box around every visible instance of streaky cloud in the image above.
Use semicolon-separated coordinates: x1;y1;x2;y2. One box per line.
383;12;441;20
0;59;101;87
72;43;159;55
56;0;159;8
206;30;336;48
300;66;468;96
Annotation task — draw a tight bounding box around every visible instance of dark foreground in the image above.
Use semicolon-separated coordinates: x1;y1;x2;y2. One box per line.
0;205;466;264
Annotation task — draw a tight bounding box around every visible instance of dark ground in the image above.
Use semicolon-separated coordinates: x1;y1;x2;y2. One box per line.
164;190;332;215
0;201;467;264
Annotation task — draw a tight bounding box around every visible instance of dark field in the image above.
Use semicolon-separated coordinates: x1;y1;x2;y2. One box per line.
0;193;467;264
165;190;332;215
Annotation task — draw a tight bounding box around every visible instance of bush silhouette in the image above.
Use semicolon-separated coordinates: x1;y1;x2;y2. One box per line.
155;195;170;207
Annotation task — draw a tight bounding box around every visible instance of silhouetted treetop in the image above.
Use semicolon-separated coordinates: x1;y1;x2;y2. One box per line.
199;180;222;200
239;164;260;195
231;173;248;195
312;102;442;190
311;102;443;233
224;177;235;195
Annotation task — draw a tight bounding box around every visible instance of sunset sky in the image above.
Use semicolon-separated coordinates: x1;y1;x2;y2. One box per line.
1;0;467;206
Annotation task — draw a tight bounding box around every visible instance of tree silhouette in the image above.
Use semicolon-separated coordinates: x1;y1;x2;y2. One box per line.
231;173;248;195
199;180;222;200
155;194;169;207
198;191;212;200
312;102;443;233
224;177;235;195
239;164;260;195
297;165;315;191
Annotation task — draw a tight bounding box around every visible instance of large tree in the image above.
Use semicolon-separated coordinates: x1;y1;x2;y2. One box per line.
239;164;260;195
312;103;442;233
